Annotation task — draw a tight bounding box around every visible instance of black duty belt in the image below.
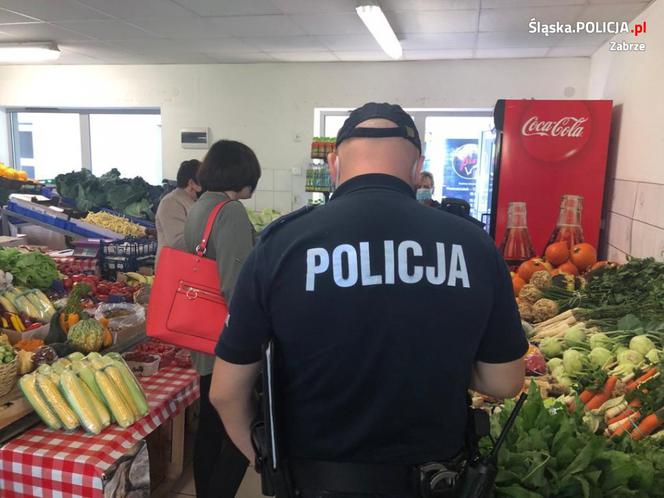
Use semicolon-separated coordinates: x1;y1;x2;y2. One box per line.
291;459;461;496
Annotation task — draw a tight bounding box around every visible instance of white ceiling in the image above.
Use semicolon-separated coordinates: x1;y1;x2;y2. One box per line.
0;0;653;64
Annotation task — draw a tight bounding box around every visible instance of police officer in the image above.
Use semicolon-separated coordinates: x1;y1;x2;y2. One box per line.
209;102;528;497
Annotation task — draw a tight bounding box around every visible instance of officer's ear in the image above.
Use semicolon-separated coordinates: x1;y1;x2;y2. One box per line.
328;151;338;180
411;156;425;187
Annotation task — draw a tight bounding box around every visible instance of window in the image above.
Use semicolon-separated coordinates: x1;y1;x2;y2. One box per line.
89;114;162;185
13;112;83;180
9;109;162;183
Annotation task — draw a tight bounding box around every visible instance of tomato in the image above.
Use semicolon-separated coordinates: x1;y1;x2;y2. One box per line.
63;278;73;290
72;274;85;283
96;284;110;295
28;322;42;331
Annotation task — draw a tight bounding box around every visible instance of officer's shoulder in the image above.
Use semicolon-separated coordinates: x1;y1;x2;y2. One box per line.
258;204;318;241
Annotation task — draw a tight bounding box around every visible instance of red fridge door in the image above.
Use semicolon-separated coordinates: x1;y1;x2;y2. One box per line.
492;99;612;256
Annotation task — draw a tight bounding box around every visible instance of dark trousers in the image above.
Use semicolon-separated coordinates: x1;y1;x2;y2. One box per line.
194;374;249;498
300;493;414;498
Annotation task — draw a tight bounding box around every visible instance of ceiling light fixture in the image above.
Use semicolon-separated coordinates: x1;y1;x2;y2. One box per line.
0;42;61;63
356;4;402;60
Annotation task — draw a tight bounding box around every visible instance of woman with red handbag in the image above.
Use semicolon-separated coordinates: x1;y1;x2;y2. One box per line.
183;140;261;498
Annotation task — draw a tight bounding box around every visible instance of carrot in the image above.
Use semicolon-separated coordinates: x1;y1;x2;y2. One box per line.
585;376;618;411
607;407;639;426
610;412;642;437
626;368;659;392
631;408;664;441
579;390;596;404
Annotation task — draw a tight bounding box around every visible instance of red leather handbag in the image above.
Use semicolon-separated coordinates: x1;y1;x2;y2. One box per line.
146;201;230;354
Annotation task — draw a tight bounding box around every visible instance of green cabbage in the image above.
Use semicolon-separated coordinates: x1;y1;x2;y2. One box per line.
588;347;614;369
564;326;587;348
562;349;586;376
629;335;656;356
539;337;563;359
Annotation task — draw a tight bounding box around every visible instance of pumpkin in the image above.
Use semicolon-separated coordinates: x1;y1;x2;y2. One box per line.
517;259;549;282
512;275;526;297
544;241;570;266
558;261;580;276
570;243;597;272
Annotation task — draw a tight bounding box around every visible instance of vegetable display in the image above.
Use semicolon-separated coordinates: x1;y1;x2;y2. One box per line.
83;211;146;237
20;352;149;434
0;249;59;290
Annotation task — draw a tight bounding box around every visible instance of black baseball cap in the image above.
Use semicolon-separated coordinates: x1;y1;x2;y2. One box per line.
335;102;422;153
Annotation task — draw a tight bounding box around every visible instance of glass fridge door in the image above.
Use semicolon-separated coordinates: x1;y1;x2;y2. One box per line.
475;129;496;233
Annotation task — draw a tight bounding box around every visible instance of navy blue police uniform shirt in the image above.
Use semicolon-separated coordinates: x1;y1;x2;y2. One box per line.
216;173;528;464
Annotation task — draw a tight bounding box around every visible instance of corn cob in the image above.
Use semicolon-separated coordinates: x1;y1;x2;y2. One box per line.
78;377;111;429
104;365;140;419
95;370;134;428
19;374;62;430
36;373;79;430
109;360;149;417
60;371;102;434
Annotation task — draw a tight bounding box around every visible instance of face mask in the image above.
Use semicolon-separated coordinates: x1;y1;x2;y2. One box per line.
416;188;433;202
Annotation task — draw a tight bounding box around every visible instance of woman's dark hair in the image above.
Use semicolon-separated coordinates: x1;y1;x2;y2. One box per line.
198;140;261;193
176;159;201;188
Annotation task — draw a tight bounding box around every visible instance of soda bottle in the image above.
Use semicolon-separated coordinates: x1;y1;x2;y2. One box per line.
499;202;536;270
547;194;584;248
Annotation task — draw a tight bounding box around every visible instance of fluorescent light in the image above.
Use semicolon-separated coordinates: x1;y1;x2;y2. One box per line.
0;43;60;63
356;4;402;60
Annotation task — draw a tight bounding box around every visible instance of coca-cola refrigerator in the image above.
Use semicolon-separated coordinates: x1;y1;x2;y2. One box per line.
484;99;613;266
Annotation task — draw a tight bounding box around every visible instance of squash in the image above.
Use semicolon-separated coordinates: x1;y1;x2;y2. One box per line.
67;319;104;353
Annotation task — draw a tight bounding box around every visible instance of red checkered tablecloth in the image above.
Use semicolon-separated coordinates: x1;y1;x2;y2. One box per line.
0;366;199;498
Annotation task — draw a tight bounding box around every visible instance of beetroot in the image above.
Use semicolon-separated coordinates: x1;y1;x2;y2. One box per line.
525;348;547;376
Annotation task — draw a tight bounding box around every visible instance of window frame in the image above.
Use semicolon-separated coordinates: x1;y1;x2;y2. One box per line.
7;107;160;177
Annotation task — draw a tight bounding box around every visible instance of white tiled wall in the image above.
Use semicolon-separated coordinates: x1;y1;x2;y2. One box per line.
606;179;664;261
249;168;293;214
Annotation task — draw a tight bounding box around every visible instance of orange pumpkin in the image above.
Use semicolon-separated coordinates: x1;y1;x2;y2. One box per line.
544;241;570;267
558;261;580;275
512;275;527;297
590;260;609;271
570;243;597;272
517;259;549;282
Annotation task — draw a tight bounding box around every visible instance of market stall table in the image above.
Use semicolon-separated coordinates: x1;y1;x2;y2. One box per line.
0;366;199;498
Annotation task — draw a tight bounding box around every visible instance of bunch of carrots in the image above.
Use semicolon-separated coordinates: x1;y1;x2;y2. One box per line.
575;367;663;440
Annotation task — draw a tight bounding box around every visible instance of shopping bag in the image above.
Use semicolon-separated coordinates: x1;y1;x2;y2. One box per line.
146;201;230;354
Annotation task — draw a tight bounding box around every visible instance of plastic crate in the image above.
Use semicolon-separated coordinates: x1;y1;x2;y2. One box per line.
101;237;157;277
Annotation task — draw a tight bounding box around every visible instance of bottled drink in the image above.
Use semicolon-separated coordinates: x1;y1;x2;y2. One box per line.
547;194;584;248
500;202;536;270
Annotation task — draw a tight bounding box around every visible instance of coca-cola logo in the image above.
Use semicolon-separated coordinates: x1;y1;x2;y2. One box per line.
519;101;592;162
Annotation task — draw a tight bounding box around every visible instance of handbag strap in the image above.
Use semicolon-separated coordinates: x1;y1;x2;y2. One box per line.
196;200;231;257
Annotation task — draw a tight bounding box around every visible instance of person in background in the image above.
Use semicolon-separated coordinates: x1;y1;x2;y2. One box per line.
154;159;201;263
183;140;261;498
416;170;440;207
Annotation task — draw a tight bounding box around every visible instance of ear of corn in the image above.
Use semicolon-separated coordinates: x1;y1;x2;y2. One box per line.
36;373;79;431
19;374;62;430
60;371;102;434
110;360;149;417
104;365;140;419
73;363;105;403
78;376;111;428
95;370;134;428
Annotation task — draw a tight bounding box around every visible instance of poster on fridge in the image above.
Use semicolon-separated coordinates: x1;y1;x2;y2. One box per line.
491;99;613;268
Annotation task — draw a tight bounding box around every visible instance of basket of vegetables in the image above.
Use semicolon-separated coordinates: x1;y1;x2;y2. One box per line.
0;342;17;397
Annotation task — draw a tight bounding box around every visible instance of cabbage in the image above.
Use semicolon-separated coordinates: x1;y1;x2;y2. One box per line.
629;335;656;356
646;349;660;364
539;337;563;359
589;332;612;350
557;376;573;391
552;365;566;379
547;358;563;371
617;349;644;366
588;347;614;369
564;326;587;347
563;349;586;375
